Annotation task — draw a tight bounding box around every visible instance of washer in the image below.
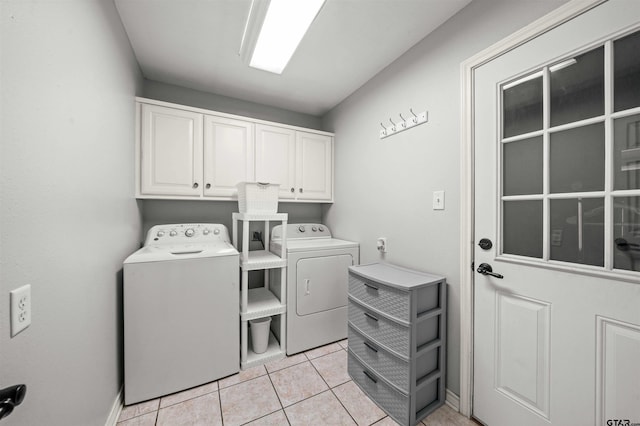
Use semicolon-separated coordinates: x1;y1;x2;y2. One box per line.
123;223;239;405
270;224;359;355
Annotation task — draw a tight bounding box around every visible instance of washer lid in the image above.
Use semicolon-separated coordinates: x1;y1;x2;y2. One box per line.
124;242;238;264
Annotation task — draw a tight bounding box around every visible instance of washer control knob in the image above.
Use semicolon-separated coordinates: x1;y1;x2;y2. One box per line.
157;231;165;237
312;226;318;232
213;228;220;235
203;229;210;235
185;228;195;237
169;230;177;237
298;225;306;233
318;226;325;232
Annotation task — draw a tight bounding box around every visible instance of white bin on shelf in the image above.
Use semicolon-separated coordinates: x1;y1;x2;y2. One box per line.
237;182;279;213
249;317;272;354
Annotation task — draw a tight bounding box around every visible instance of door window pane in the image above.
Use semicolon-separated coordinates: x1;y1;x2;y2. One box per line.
503;136;543;196
502;75;543;138
614;30;640;112
550;47;604;127
550;198;604;266
613;196;640;271
503;200;543;258
550;123;604;193
613;114;640;190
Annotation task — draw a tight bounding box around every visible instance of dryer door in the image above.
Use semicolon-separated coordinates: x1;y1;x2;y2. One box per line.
296;254;353;315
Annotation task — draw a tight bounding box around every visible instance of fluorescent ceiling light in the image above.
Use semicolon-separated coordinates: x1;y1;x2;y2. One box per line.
503;71;543;90
549;58;577;73
239;0;326;74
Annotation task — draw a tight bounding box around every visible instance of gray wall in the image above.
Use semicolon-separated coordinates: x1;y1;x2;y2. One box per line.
322;0;569;396
143;79;325;131
0;1;142;425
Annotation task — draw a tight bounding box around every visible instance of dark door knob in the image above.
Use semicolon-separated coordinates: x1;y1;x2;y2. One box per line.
477;263;503;279
0;384;26;420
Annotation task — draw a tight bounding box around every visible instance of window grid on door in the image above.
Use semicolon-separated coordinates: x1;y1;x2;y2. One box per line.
498;27;640;276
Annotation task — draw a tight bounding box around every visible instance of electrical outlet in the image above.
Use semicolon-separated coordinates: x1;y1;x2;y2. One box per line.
377;237;387;253
10;284;31;337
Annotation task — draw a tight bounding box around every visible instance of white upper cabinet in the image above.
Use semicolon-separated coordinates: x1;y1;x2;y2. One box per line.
139;103;203;196
296;131;332;201
203;116;255;198
255;125;333;201
255;124;297;199
136;98;333;202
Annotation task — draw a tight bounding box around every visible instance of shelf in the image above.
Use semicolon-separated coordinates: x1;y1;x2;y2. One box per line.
242;331;285;369
241;288;286;320
240;250;287;270
232;212;289;222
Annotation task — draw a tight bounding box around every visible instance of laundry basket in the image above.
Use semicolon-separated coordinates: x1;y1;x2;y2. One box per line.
237;182;279;214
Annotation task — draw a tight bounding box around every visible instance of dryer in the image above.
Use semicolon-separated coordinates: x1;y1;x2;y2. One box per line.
123;223;239;404
270;224;359;355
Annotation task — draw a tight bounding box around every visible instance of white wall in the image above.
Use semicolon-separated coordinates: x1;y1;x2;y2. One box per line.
0;1;142;425
322;0;569;396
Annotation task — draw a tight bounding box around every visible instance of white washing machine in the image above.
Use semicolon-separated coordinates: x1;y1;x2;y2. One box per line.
270;224;359;355
123;223;239;405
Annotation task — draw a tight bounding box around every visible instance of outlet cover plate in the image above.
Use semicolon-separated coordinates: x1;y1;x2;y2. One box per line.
10;284;31;337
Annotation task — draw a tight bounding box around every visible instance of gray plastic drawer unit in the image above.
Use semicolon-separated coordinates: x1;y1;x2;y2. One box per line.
347;263;446;426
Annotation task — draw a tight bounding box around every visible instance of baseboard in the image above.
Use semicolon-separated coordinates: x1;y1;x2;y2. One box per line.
105;387;123;426
445;388;460;412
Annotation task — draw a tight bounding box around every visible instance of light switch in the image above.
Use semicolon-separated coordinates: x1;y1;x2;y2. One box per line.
433;190;445;210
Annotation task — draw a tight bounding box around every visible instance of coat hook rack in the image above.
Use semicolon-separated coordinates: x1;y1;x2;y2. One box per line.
379;109;428;139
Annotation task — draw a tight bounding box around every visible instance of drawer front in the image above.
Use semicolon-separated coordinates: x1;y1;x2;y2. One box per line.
348;351;409;426
349;274;410;322
348;300;409;356
348;325;409;392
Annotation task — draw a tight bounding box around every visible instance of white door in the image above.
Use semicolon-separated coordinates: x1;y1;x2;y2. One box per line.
296;131;333;201
473;2;640;425
255;124;296;199
203;115;254;198
140;104;203;196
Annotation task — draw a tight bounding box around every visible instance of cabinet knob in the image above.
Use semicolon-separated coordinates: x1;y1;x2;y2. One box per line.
206;183;211;189
299;188;303;193
290;187;295;193
193;183;199;189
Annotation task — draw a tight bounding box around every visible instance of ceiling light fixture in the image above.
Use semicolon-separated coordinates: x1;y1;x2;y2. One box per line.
239;0;326;75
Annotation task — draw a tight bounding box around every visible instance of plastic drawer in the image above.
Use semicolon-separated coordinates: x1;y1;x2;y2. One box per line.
348;351;409;425
348;275;410;321
347;325;409;392
348;299;409;356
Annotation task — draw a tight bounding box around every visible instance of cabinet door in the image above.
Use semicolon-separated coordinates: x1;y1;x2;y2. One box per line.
255;124;296;199
296;132;333;201
140;104;203;196
203;115;255;198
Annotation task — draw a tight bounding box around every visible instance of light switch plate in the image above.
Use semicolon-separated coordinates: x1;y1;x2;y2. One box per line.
433;190;445;210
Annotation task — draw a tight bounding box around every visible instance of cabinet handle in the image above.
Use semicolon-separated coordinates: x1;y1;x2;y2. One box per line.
290;187;295;193
363;341;378;353
193;182;199;189
363;370;378;384
206;183;211;189
299;188;303;193
364;282;379;292
364;312;378;322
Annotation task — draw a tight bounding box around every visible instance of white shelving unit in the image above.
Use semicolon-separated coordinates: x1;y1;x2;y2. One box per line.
232;212;288;369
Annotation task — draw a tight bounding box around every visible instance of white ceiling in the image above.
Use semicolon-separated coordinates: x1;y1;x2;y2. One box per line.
114;0;472;116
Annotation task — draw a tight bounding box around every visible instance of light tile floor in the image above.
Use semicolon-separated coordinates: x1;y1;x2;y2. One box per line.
117;340;477;426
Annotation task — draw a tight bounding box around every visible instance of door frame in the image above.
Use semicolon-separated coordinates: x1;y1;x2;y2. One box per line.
458;0;606;417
